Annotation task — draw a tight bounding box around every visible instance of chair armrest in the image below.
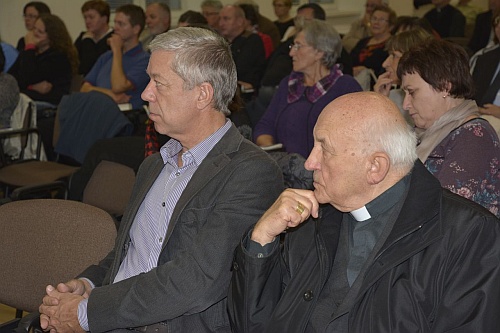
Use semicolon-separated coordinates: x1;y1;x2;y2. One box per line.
10;181;69;201
14;312;42;333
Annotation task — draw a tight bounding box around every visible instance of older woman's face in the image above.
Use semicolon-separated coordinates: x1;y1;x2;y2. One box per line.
402;72;449;129
289;31;323;74
369;10;392;36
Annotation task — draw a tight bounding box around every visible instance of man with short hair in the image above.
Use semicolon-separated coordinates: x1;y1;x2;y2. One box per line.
75;0;113;75
229;91;500;332
201;0;223;30
141;2;171;50
218;5;266;102
81;4;149;109
39;27;283;333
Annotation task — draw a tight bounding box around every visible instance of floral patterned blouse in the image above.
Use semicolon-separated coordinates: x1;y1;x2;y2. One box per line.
424;118;500;217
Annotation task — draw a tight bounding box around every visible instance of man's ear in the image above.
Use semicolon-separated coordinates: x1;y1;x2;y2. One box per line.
197;82;214;110
366;152;390;185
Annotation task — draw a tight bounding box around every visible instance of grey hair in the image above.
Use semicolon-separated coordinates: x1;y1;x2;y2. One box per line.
364;110;418;171
297;19;342;69
149;27;237;116
201;0;223;11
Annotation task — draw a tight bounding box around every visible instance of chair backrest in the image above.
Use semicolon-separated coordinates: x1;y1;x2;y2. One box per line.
1;93;43;161
82;160;136;217
0;199;117;313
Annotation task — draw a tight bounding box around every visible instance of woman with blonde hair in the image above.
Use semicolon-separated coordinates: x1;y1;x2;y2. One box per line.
9;13;78;109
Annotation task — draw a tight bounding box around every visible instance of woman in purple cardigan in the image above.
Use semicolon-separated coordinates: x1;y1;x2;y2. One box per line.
253;19;362;158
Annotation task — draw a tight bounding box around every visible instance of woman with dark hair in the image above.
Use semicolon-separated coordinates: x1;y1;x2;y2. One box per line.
17;1;51;52
239;3;274;59
9;14;78;108
177;10;208;27
398;38;500;216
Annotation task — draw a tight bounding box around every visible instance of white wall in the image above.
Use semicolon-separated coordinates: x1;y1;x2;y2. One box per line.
0;0;488;47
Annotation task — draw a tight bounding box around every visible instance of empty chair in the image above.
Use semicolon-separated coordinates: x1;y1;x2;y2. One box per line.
0;93;78;198
1;93;44;166
0;199;116;330
82;160;136;221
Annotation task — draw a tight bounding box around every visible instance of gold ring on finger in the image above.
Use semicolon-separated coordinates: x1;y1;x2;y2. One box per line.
295;201;305;215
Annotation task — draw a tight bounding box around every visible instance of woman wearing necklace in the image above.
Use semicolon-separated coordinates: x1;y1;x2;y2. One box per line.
253;19;362;159
350;5;396;90
398;38;500;217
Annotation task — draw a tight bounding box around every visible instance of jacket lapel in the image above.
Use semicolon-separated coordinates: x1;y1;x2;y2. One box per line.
330;161;444;320
351;162;444;306
162;124;243;248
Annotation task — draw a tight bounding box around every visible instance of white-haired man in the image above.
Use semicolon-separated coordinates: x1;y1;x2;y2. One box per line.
229;91;500;332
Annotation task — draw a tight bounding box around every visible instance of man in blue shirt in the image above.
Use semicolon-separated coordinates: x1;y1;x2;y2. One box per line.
81;4;149;109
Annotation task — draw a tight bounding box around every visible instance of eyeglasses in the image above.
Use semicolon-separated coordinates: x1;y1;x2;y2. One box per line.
202;11;219;17
23;14;38;19
289;42;313;51
370;16;389;23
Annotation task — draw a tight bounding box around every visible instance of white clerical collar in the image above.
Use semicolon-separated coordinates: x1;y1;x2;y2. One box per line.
350;206;371;222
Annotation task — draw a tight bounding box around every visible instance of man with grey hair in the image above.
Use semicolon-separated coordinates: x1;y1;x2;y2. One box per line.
140;2;171;50
229;91;500;332
201;0;223;30
38;27;283;333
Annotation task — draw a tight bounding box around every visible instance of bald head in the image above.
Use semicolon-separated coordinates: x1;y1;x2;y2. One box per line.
319;92;416;172
305;92;417;210
218;5;246;41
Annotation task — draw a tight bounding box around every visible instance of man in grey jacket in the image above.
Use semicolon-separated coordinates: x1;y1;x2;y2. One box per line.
39;27;283;333
229;91;500;332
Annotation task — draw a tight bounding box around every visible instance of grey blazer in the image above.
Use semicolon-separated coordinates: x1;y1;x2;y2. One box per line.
80;124;284;332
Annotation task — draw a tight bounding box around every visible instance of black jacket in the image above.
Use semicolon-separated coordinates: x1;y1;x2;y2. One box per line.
468;10;493;53
472;45;500;106
229;161;500;332
8;47;71;105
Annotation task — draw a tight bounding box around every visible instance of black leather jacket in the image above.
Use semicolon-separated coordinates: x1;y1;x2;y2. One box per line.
229;161;500;332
